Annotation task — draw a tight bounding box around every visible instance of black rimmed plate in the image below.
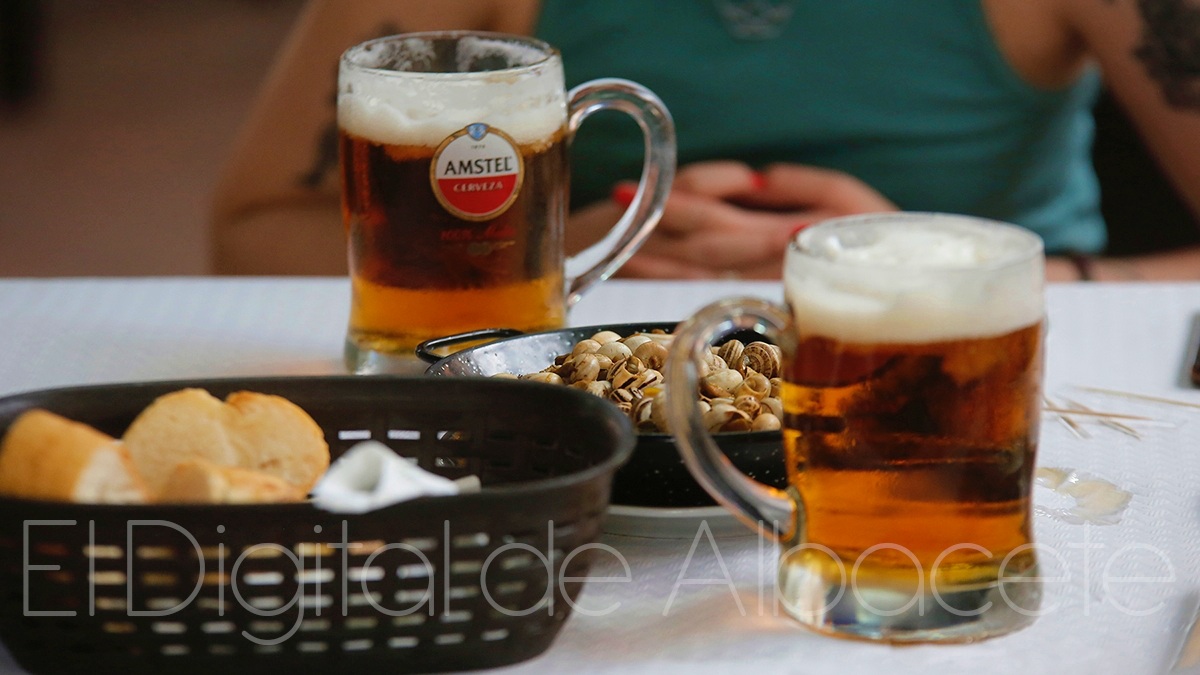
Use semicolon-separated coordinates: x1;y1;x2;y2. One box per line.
418;322;786;518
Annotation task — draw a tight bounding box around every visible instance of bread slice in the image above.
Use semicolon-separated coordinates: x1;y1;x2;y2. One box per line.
121;388;238;495
123;388;329;496
221;391;329;493
0;409;150;503
159;459;306;504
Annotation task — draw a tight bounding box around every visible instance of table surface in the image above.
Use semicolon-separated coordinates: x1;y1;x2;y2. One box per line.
1;277;1199;674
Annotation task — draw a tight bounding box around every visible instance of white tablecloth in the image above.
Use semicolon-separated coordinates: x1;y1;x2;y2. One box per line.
0;278;1198;674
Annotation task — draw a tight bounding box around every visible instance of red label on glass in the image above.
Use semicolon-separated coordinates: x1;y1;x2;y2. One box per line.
431;124;523;221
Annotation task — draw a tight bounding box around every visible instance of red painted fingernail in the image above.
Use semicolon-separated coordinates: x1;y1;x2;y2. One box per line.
750;171;767;191
611;183;637;207
789;223;811;238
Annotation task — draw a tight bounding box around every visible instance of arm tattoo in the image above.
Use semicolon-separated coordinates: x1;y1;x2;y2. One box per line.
299;22;401;189
1133;0;1200;110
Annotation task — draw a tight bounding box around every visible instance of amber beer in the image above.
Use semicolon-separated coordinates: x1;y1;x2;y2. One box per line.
781;322;1043;591
338;33;675;373
665;212;1046;642
776;214;1045;639
339;129;569;359
337;34;577;372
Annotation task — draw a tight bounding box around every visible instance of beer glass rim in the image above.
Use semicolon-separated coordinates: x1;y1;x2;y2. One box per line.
341;31;561;78
788;211;1045;274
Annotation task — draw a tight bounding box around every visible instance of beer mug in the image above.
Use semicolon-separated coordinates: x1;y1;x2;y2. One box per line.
338;31;676;373
664;213;1046;643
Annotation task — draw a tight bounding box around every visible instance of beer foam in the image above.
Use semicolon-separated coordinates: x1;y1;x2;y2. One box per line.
338;35;567;147
450;34;549;71
784;213;1044;343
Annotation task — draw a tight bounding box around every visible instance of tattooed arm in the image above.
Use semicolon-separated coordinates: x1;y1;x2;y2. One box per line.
1057;0;1200;279
209;0;537;275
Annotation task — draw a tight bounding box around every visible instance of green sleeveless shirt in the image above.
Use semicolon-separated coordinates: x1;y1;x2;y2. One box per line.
535;0;1105;253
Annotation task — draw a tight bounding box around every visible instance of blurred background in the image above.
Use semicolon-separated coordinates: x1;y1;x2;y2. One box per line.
0;0;1193;277
0;0;304;276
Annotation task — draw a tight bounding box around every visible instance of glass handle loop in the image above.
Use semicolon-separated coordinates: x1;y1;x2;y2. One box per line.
414;328;525;364
664;297;797;540
564;78;676;307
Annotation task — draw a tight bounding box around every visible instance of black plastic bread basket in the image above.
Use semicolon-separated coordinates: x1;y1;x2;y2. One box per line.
0;376;635;674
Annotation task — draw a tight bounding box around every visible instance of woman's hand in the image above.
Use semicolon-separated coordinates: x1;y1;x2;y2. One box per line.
609;161;898;279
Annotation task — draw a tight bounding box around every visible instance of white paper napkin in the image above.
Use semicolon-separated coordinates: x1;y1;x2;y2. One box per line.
311;440;480;513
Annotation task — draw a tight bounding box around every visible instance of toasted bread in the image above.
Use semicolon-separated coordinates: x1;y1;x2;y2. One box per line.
120;388;238;495
159;458;307;504
221;391;329;492
123;388;329;496
0;409;149;503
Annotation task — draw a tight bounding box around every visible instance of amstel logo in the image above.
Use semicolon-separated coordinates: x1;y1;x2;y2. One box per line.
430;123;524;221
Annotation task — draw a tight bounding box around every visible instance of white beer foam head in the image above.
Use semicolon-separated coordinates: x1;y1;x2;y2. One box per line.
338;34;567;147
784;213;1045;344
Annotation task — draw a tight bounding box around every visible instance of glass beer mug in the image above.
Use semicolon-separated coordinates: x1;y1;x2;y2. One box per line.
664;213;1046;643
338;31;675;374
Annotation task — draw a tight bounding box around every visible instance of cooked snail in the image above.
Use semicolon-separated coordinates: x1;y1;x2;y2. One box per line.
511;330;783;434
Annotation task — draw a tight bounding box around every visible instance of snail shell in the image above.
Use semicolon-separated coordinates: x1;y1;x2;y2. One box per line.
722;413;754;432
733;394;761;418
752;412;782;431
621;334;654;353
736;372;772;400
597;340;633;363
716;340;745;372
505;329;787;436
609;356;646;390
743;342;782;378
567;353;602;384
630;368;664;391
632;340;668;370
632;397;658;432
703;402;753;432
649;389;672;432
704;352;728;372
571;339;602;358
572;379;611;398
591;330;623;345
522;371;563;385
694;352;727;380
760;396;783;419
609;386;643;404
700;368;744;399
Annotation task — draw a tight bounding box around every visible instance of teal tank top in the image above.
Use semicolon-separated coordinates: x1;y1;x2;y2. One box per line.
535;0;1105;254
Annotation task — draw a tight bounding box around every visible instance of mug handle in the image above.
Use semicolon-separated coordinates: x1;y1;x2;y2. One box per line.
564;79;676;307
414;328;526;364
663;297;799;541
